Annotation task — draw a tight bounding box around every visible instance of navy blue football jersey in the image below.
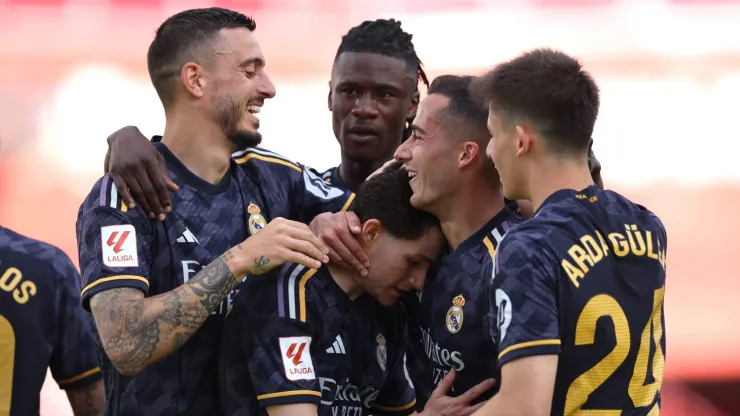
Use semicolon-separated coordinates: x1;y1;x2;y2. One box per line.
489;185;667;416
76;143;353;416
219;264;415;416
320;166;349;192
0;227;101;416
404;207;524;410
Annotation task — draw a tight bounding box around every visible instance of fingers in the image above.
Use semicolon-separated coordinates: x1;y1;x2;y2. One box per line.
461;401;487;416
344;212;369;267
109;173;136;209
285;231;330;265
458;378;496;404
131;166;163;220
431;368;456;398
144;157;174;215
311;214;368;276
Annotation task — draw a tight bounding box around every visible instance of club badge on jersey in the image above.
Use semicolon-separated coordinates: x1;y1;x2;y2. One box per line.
376;333;387;371
100;224;138;268
248;203;267;235
279;336;315;381
445;294;465;334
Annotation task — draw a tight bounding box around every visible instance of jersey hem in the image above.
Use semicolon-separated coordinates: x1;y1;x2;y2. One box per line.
57;367;102;390
498;340;561;366
80;275;149;311
257;390;322;407
373;398;417;415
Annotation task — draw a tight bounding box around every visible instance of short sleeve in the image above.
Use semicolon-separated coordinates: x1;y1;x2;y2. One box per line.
489;230;562;366
49;252;102;390
244;315;321;407
76;177;154;310
290;164;356;222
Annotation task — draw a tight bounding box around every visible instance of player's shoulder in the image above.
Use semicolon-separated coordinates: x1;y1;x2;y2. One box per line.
232;146;305;174
0;227;77;287
600;189;666;235
78;174;147;220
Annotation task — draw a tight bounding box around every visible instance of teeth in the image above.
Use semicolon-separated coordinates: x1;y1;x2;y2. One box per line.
408;172;417;178
247;105;261;114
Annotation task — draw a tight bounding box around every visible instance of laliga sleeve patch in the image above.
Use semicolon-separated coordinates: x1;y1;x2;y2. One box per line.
279;336;315;381
101;224;139;268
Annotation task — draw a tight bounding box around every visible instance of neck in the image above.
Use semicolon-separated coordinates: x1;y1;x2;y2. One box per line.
338;153;394;193
528;155;594;212
160;110;233;185
326;261;365;300
433;178;506;251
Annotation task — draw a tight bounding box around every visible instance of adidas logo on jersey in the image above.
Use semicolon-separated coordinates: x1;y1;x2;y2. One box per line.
176;228;199;244
326;335;346;354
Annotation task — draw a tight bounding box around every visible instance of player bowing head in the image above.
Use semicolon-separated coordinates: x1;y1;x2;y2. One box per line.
220;161;444;416
326;18;429;191
147;7;275;153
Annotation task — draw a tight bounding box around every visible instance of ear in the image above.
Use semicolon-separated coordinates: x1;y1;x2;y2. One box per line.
327;81;333;112
181;62;206;99
458;141;480;169
361;219;384;249
515;124;535;157
407;90;420;119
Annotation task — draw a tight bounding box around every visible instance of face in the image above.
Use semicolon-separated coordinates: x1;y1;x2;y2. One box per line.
329;52;419;164
206;28;276;152
361;221;445;306
394;94;459;212
486;109;526;200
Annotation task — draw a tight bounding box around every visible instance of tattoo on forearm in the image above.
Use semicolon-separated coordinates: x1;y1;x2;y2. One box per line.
90;250;239;375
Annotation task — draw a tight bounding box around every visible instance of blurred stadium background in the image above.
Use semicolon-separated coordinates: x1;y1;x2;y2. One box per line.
1;0;738;414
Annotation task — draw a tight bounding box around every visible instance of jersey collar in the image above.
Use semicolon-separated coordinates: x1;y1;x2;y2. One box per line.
535;185;600;217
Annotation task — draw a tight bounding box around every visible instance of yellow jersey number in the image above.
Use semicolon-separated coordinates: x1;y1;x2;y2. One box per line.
564;287;665;416
0;315;15;414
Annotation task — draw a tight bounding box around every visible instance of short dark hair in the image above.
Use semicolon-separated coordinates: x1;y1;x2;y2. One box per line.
354;161;439;240
471;48;600;155
147;7;256;107
428;75;489;135
335;19;429;91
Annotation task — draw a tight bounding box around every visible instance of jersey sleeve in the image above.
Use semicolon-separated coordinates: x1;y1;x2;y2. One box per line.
490;229;562;366
76;175;154;310
237;268;323;408
49;251;102;390
373;307;416;416
289;164;355;222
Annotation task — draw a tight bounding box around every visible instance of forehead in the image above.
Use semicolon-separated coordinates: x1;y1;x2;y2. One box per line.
216;28;264;63
397;227;444;259
332;52;415;88
413;94;449;129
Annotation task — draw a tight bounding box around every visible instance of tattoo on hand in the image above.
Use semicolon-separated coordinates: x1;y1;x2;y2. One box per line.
254;256;270;269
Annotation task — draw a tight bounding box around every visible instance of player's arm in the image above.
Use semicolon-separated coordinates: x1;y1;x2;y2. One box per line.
48;250;104;415
104;125;178;219
267;404;318;416
79;199;329;376
472;232;561;416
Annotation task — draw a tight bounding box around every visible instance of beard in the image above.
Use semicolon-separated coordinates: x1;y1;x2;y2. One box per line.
214;92;263;152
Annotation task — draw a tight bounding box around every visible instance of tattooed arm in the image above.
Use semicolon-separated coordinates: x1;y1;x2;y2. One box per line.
89;250;244;376
66;379;104;416
89;217;330;377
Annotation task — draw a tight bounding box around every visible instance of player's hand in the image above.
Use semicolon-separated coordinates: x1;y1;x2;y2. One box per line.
366;159;397;181
106;126;179;221
238;217;330;275
309;212;369;277
421;369;496;416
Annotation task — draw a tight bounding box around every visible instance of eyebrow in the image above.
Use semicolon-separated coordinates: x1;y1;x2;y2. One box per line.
238;57;265;68
410;124;427;136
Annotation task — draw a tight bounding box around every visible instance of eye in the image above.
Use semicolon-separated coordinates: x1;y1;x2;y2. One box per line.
406;258;420;268
340;87;357;95
244;70;257;79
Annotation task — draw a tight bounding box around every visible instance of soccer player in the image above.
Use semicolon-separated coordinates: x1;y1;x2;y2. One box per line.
0;226;104;415
76;8;351;415
470;48;667;416
220;162;442;416
310;75;523;416
100;18;427;222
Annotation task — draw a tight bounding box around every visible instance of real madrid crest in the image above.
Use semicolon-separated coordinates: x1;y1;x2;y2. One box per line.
376;333;387;371
247;203;267;235
446;294;465;334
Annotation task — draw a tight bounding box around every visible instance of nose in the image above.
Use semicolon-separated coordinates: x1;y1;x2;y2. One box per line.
408;271;426;291
394;139;411;161
351;93;379;119
258;71;276;99
485;137;493;160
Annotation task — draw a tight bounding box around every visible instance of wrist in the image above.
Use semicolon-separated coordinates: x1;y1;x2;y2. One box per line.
222;245;253;278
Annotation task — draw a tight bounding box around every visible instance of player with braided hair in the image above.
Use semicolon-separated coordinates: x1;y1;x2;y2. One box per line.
320;18;429;192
